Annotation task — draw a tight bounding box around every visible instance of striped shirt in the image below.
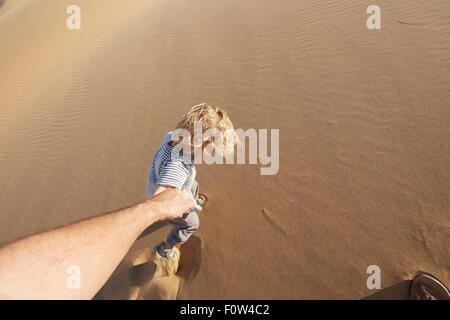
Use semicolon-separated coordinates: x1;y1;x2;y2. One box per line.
146;132;196;197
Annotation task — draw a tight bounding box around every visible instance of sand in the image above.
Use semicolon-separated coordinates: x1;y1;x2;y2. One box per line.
0;0;449;299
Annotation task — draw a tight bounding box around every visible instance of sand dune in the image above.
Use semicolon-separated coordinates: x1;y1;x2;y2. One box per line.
0;0;449;299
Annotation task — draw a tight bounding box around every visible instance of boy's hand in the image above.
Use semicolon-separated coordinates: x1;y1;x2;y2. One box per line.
150;188;195;221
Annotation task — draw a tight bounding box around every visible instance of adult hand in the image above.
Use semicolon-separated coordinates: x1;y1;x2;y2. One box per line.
150;188;195;221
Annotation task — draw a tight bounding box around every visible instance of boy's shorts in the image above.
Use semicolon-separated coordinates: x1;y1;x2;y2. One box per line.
166;181;200;247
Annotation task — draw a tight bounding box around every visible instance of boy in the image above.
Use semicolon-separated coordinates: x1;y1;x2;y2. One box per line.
146;103;237;260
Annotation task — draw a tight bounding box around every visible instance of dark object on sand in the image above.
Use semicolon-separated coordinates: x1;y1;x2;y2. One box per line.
410;274;450;300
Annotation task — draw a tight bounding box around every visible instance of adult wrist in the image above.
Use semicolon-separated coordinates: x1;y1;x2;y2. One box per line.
133;200;163;231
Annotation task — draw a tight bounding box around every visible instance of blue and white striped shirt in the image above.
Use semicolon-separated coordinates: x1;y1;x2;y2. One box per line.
146;132;196;197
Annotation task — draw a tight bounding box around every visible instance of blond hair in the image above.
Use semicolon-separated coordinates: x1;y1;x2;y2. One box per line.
175;103;237;156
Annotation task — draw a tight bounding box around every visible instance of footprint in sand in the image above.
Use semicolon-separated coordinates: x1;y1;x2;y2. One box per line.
139;247;182;300
137;236;203;300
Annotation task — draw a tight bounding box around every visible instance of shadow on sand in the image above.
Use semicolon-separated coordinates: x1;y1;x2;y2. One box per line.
363;280;412;300
138;220;168;239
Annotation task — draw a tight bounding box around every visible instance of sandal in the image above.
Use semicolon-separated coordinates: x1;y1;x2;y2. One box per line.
410;273;450;300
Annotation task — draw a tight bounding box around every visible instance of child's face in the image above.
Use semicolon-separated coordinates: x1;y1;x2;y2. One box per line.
190;139;217;158
202;136;219;158
202;144;216;157
178;139;215;159
181;130;221;159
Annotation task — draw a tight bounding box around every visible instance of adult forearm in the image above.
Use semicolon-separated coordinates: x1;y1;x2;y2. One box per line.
0;201;159;300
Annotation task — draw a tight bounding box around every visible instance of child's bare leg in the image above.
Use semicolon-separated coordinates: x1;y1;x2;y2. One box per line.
191;181;199;200
191;181;207;210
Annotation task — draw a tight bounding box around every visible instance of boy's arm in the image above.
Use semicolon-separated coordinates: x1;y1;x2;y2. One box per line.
156;160;190;195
